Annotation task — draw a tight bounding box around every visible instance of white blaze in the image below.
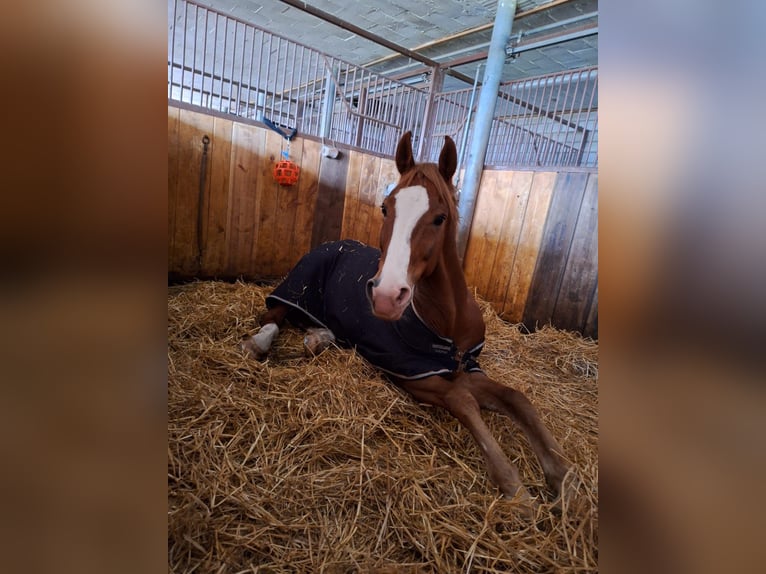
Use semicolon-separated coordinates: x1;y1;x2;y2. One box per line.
379;185;429;289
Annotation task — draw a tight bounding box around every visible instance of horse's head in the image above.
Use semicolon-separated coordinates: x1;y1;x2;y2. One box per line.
366;131;458;321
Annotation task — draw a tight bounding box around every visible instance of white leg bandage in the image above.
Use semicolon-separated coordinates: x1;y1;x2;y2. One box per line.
252;323;279;352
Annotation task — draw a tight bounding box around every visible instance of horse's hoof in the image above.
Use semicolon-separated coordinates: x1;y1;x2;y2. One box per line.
240;338;269;361
548;467;580;512
303;328;335;356
502;485;539;521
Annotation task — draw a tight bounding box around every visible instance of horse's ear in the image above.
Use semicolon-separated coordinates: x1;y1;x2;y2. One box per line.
395;131;415;174
438;136;457;182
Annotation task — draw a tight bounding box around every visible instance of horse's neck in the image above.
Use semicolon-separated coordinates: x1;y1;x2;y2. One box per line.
413;248;485;350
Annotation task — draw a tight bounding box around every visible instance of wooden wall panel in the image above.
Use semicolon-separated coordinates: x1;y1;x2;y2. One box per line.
369;158;399;247
522;172;590;330
171;108;214;276
464;171;509;296
272;136;304;277
353;154;381;244
200;116;233;275
253;130;288;277
501;171;557;322
553;174;598;332
290;139;322;266
226;122;264;277
311;151;349;249
484;171;535;313
340;150;365;241
167;106;180;271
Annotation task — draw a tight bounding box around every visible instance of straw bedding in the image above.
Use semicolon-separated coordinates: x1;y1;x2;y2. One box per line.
168;280;598;573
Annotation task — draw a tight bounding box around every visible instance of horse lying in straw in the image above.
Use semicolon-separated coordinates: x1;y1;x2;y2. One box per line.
242;131;571;514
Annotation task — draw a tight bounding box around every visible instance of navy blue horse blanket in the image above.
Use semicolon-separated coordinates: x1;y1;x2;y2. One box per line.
266;239;484;380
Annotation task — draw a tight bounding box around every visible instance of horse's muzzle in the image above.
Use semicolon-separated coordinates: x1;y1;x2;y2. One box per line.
366;277;411;321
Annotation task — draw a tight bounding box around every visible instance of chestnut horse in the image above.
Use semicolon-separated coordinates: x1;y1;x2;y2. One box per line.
242;131;570;511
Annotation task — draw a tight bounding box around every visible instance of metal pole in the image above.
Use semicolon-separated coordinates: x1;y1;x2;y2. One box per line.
456;0;518;259
319;66;335;139
455;64;483;189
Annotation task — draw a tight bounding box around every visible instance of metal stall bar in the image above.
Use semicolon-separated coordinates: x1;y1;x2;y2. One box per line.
457;0;518;259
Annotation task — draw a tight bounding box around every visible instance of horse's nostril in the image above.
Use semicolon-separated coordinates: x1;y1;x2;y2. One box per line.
366;278;376;300
397;287;410;304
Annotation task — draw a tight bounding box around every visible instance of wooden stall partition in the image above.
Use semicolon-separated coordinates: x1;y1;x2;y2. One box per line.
311;149;349;249
484;171;536;313
289;139;322;265
463;170;509;297
522;172;598;336
169;104;327;281
168;106;181;270
551;174;598;334
202;116;233;276
463;169;597;337
340;150;366;241
369;158;400;247
225;121;265;277
463;170;557;322
340;153;397;246
501;171;557;322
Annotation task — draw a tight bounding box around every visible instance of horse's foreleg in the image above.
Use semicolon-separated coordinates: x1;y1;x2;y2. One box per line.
399;377;536;513
240;304;289;360
468;374;571;497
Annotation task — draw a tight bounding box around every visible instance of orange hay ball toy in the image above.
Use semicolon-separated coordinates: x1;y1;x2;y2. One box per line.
274;160;300;186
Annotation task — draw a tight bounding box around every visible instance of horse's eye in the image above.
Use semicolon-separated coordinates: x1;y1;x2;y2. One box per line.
381;205;388;217
433;214;447;226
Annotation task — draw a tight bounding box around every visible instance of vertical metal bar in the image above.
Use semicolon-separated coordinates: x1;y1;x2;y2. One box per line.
262;33;272;119
220;16;229;110
211;13;219;110
569;70;590;164
580;71;597;165
236;22;246;116
295;45;306;130
515;81;531;165
306;51;316;134
536;77;553;165
561;71;582;164
168;0;176;98
273;36;282;120
525;75;542;165
510;79;530;165
227;20;237;112
253;29;263;119
553;70;572;165
319;64;334;140
280;38;289;122
456;66;482;180
288;41;298;124
190;4;198;105
244;26;255;118
200;6;209;107
416;67;442;161
180;0;188;102
542;72;560;165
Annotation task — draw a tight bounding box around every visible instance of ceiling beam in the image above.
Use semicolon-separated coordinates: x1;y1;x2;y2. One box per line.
364;0;579;68
387;22;598;83
275;0;476;85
